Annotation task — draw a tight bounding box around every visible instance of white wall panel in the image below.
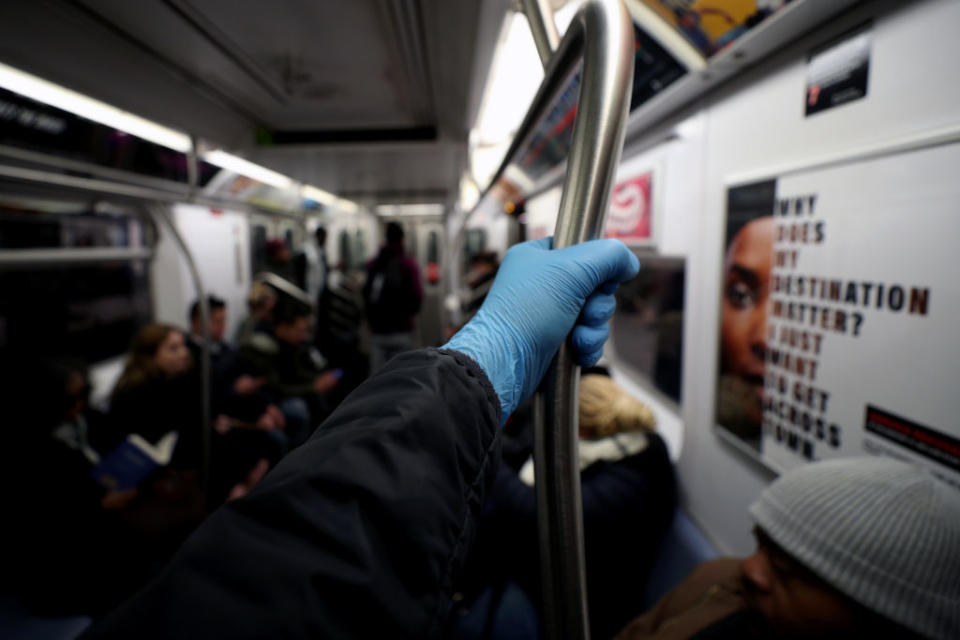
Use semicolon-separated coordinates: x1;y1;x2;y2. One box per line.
151;204;251;340
672;0;960;555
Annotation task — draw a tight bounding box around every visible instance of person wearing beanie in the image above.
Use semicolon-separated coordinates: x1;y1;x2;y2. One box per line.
615;456;959;640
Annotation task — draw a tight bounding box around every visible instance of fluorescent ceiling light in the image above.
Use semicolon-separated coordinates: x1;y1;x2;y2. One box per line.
459;173;480;212
377;203;444;217
202;150;293;190
0;61;192;153
301;184;337;205
472;13;543;146
336;198;359;213
302;185;358;213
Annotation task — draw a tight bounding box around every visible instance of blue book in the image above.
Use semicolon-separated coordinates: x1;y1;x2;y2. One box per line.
91;432;178;491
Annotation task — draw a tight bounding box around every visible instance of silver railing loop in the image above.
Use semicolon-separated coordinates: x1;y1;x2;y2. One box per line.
521;1;634;639
153;207;214;507
521;0;561;67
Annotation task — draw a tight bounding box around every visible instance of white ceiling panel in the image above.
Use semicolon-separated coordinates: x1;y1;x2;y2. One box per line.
0;0;512;201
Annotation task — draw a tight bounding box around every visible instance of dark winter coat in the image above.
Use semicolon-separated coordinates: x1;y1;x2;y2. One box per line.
81;348;501;639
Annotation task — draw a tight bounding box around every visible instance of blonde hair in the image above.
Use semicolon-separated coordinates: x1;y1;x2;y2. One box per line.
248;282;276;310
578;374;656;439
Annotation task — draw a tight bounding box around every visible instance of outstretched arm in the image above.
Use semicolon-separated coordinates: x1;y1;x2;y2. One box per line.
83;237;638;639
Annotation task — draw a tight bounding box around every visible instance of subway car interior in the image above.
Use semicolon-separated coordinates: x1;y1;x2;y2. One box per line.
1;0;958;638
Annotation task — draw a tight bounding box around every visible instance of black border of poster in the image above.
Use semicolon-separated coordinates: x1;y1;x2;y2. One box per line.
865;405;960;473
805;23;872;117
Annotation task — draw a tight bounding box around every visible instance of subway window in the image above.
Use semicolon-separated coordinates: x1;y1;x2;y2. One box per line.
0;197;152;363
463;228;487;265
250;223;268;275
610;255;685;405
338;229;353;271
353;229;366;269
427;230;440;264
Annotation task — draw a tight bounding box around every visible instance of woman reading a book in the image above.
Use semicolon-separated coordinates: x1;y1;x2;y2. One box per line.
109;324;200;467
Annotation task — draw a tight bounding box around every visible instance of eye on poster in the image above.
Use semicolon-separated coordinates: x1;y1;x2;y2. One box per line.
716;141;960;488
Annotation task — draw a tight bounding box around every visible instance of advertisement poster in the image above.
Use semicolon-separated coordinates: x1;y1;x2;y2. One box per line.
638;0;789;57
806;26;871;116
716;141;960;488
606;172;654;244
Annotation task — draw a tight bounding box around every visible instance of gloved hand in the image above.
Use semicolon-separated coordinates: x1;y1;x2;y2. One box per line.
444;237;639;422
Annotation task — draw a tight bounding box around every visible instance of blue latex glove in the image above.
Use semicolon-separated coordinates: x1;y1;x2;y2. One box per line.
444;237;639;422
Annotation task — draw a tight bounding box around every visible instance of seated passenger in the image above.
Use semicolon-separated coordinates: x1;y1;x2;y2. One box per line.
188;293;275;425
110;323;202;467
111;323;280;508
237;300;339;446
615;456;958;640
2;359;147;616
186;294;231;367
187;294;242;411
74;239;959;640
81;236;646;638
454;372;676;640
234;282;277;345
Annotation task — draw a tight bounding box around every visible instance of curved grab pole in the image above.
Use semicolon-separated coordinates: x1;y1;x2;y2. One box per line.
154;207;214;506
521;0;560;67
525;1;634;638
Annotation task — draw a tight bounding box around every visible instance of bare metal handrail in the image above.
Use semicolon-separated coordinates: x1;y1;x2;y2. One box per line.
519;1;634;639
154;207;214;506
521;0;560;68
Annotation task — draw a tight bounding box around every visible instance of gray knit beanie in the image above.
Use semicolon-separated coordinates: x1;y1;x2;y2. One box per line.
749;456;960;640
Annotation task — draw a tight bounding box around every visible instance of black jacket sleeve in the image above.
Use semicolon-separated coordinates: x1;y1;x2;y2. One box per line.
82;348;502;639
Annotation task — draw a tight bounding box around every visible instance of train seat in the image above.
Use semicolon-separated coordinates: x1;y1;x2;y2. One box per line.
641;508;719;610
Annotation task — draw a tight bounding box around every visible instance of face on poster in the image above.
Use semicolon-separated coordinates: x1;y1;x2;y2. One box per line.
716;142;960;488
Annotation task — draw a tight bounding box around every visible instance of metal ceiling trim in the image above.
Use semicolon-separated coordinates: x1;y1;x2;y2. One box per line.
382;0;436;126
160;0;290;105
63;0;267;126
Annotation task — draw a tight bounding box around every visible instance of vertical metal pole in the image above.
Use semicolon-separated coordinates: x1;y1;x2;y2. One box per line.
522;0;561;68
524;2;634;639
155;207;214;506
186;134;199;201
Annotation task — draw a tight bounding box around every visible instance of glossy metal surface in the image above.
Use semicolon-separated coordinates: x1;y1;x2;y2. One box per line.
521;0;560;68
0;246;152;265
526;1;635;639
154;207;214;506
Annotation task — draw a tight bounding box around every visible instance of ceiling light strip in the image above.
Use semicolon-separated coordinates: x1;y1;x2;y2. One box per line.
0;61;192;153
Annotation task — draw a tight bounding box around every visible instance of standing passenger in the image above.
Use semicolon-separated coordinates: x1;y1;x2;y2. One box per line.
263;238;297;285
363;222;423;372
295;226;328;305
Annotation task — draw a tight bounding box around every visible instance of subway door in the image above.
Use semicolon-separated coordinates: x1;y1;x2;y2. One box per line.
248;213;273;277
151;203;252;341
415;222;445;347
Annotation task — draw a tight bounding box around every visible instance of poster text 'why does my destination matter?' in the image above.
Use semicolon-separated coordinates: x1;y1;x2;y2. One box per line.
717;141;960;489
